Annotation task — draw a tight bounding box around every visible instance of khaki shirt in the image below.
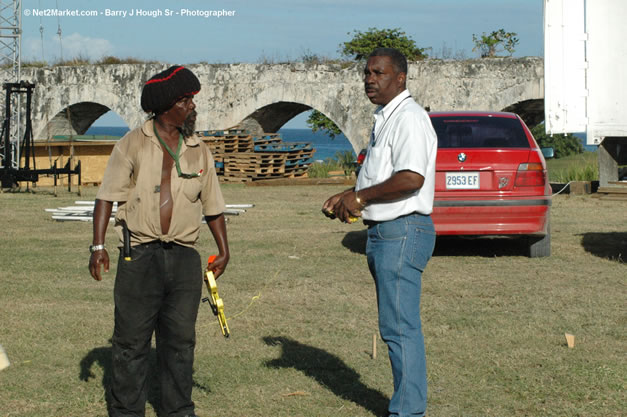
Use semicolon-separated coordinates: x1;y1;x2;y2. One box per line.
96;119;226;247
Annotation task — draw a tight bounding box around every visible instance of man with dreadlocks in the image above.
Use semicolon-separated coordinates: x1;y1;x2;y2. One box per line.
89;65;229;417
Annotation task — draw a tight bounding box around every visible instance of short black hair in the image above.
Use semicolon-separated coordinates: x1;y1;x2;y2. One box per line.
368;47;408;74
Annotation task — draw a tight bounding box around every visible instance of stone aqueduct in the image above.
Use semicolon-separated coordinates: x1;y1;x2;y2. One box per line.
22;57;544;152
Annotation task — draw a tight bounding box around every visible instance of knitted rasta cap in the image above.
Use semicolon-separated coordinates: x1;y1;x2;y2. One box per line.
141;65;200;114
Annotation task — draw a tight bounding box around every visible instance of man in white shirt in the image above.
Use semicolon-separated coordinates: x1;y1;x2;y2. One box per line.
323;47;437;417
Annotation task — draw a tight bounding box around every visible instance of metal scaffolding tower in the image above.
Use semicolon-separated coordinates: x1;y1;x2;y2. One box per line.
0;0;21;171
0;1;80;190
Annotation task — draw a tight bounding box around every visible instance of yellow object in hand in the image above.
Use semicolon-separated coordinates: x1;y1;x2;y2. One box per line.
323;209;359;224
203;255;230;338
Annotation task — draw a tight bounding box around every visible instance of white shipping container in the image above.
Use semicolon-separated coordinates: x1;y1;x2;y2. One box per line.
544;0;627;145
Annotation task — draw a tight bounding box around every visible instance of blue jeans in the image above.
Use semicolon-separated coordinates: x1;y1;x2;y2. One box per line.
366;213;436;417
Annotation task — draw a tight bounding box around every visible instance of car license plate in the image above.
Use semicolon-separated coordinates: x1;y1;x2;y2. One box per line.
445;172;480;189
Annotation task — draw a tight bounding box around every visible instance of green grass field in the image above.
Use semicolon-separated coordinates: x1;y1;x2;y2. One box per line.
0;184;624;417
546;152;599;182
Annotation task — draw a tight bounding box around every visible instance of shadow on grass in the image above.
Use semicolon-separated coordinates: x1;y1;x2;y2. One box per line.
263;336;388;416
79;341;210;416
341;230;529;257
341;229;367;254
1;186;59;196
580;232;626;263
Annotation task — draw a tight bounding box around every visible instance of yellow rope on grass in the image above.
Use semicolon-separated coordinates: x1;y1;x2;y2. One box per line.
226;268;282;321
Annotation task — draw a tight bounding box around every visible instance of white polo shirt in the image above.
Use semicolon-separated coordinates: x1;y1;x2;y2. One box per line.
355;89;438;221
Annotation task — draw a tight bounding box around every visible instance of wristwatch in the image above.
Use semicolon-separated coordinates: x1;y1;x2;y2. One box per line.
89;244;106;253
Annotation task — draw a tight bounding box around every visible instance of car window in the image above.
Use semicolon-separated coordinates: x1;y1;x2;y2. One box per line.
430;116;530;148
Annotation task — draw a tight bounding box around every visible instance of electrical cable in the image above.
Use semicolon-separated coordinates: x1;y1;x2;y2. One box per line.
551;181;573;196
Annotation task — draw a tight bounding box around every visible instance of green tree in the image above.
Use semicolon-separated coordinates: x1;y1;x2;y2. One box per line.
340;27;427;61
472;29;519;58
531;123;583;158
306;108;342;139
307;28;426;138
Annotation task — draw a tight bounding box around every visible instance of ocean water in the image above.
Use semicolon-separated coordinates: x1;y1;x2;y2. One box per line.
86;126;355;162
86;126;130;137
278;128;355;161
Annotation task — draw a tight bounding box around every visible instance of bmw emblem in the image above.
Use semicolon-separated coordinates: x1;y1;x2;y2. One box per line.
457;153;467;162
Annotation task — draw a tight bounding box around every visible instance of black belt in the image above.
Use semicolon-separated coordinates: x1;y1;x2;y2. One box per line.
363;219;379;227
363;212;428;228
139;240;177;249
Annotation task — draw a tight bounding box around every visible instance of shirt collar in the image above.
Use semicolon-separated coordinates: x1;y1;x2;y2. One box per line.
374;89;411;121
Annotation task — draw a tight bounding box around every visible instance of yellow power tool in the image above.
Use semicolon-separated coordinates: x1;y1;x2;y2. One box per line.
202;255;230;338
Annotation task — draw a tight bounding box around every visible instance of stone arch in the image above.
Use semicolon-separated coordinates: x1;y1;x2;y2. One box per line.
238;101;313;136
501;99;545;128
230;99;356;149
21;58;545;152
35;101;135;139
31;76;139;140
39;102;110;138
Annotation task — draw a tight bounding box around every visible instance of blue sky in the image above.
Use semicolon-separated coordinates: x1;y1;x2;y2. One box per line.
21;0;544;128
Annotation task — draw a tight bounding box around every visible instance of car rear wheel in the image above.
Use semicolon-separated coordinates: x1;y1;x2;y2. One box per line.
527;219;551;258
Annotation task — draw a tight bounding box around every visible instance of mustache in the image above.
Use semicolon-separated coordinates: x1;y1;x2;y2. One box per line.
186;109;197;121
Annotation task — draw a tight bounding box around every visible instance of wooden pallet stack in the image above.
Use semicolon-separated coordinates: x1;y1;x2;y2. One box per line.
594;181;627;200
196;129;315;182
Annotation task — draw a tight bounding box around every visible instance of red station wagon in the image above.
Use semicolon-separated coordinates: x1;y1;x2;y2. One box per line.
428;111;552;257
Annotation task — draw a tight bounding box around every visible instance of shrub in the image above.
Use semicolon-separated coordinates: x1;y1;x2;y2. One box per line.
554;163;598;182
307;159;344;178
307;151;357;178
54;54;91;67
547;153;599;182
22;60;48;68
95;56;156;65
334;150;357;175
